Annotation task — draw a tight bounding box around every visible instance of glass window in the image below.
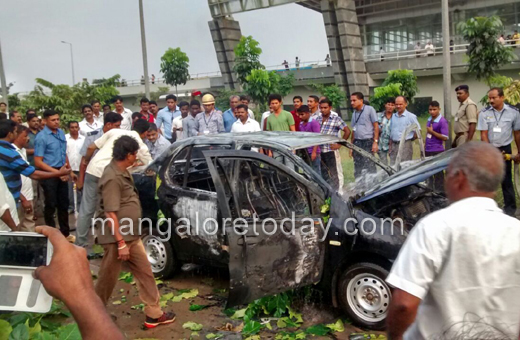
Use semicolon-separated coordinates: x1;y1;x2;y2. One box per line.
185;145;231;192
168;146;189;186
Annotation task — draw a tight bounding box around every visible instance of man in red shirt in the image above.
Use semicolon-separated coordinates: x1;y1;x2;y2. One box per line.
139;97;155;123
290;96;302;131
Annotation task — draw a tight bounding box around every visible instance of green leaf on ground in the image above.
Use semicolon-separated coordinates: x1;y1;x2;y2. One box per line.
56;323;81;340
325;319;345;333
9;323;29;340
230;308;246;319
189;304;207;312
92;244;103;254
223;308;236;317
305;324;330;336
28;321;41;337
0;320;12;340
242;320;262;335
277;318;287;329
205;334;223;340
288;307;303;323
244;336;260;340
131;304;145;310
118;272;134;283
265;321;272;330
212;288;227;294
182;322;203;331
112;300;122;305
154;278;163;285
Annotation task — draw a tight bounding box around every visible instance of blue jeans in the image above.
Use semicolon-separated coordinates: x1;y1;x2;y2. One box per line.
311;154;321;176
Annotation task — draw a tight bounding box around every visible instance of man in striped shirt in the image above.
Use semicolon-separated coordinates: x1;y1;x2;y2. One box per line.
0;120;70;218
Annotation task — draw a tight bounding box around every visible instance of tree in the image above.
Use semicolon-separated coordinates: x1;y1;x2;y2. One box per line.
215;88;241;112
381;69;418;102
310;84;347;110
160;47;190;96
11;76;120;127
243;70;295;112
369;83;402;112
234;36;264;86
481;73;520;106
458;15;516;85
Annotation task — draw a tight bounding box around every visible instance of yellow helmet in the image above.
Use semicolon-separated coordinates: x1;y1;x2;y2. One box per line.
202;94;215;105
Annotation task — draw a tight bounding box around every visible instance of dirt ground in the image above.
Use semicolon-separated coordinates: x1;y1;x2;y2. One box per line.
88;259;384;340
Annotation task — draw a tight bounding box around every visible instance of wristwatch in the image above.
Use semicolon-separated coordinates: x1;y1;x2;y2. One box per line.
374;139;379;143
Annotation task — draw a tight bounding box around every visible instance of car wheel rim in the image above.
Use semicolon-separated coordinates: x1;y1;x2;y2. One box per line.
142;235;168;273
346;273;391;323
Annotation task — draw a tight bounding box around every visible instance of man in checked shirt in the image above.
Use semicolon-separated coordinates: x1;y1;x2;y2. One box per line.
316;98;351;192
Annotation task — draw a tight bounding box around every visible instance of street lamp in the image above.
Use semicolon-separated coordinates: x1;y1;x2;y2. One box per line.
61;40;75;85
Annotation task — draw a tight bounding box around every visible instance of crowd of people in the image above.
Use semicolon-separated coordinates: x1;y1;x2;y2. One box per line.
1;83;520;336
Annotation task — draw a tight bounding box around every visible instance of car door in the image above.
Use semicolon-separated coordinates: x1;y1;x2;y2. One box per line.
203;150;327;307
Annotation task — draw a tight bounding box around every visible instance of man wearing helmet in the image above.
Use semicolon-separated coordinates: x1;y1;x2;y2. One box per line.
195;94;225;135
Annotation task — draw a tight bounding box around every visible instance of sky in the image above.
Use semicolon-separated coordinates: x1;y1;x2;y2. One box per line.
1;0;329;93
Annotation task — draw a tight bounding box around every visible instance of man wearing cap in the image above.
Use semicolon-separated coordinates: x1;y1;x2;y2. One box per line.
453;85;478;147
195;94;224;135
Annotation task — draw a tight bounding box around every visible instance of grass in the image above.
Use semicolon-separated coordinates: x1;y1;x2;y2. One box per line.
339;115;519;208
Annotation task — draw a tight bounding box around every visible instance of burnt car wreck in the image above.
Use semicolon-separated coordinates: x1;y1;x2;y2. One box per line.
134;131;452;330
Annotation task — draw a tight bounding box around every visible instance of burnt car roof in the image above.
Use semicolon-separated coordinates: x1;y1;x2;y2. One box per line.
356;149;455;203
148;132;343;170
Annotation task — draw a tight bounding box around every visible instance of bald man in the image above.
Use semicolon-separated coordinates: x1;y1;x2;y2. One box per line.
386;142;520;340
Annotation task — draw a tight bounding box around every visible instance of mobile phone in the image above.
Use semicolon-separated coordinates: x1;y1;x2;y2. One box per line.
0;232;54;313
0;232;53;269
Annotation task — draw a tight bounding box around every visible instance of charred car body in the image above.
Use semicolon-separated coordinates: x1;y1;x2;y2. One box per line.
134;132;452;329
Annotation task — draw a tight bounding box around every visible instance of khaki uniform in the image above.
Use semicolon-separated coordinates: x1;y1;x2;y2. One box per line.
94;160;163;319
453;98;478;147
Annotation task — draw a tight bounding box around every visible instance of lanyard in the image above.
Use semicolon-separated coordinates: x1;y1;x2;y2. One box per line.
493;108;505;126
353;106;365;126
203;111;214;127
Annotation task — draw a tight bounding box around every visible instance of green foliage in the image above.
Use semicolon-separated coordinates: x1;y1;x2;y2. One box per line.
381;70;418;103
478;73;520;106
244;70;295;111
310;84;346;110
160;47;190;93
370;83;402;112
458;15;516;84
10;76;120;127
182;321;203;331
234;36;264;86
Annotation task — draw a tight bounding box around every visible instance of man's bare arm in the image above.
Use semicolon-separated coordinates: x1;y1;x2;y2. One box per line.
481;130;490;143
34;156;60;173
386;289;421;340
467;123;476;141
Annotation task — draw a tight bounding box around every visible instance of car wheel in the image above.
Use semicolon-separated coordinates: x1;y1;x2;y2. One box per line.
141;232;177;279
337;262;391;330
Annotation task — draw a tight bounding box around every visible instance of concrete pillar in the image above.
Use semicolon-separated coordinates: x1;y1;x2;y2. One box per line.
322;0;369;117
208;18;242;91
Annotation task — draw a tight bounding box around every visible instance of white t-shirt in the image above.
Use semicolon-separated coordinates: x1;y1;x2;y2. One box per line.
79;119;103;136
387;197;520;340
66;134;85;172
12;145;33;201
116;108;133;130
231;118;261;133
0;172;18;231
86;129;152;178
172;115;184;140
261;111;271;130
247;109;256;121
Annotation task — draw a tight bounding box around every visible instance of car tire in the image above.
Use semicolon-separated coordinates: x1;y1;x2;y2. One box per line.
141;230;177;279
337;262;391;330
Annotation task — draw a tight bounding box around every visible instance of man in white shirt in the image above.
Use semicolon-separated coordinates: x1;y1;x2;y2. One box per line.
172;101;189;142
66;121;85;214
239;95;256;121
0;172;18;231
424;41;435;56
113;96;133;130
231;104;261;133
12;125;34;231
76;119;152;248
91;100;104;123
79;104;103;136
387;141;520;340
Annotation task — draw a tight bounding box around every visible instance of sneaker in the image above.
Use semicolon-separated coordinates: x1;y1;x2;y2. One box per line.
66;235;76;243
144;312;176;329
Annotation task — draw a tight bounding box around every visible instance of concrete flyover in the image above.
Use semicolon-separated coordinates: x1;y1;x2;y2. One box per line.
207;0;370;113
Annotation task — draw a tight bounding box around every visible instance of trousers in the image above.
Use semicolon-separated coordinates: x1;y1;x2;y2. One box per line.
40;177;70;236
76;173;100;247
498;144;516;217
353;139;376;177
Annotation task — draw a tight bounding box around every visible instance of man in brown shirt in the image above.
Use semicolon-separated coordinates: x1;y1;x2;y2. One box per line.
95;135;175;329
453;85;478;147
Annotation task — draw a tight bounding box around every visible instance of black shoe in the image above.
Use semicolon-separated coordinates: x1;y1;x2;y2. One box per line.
144;312;176;329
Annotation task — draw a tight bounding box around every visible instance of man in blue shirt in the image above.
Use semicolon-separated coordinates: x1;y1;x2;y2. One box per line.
223;95;239;132
34;110;76;242
0;120;70;227
350;92;379;177
156;94;181;142
389;96;421;165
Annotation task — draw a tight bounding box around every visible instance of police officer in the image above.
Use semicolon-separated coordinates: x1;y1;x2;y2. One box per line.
477;87;520;217
453;85;478;147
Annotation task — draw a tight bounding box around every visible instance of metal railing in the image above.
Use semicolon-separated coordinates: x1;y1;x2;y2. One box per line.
365;39;520;62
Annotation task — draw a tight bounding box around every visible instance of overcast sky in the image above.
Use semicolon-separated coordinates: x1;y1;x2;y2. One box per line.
1;0;329;93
